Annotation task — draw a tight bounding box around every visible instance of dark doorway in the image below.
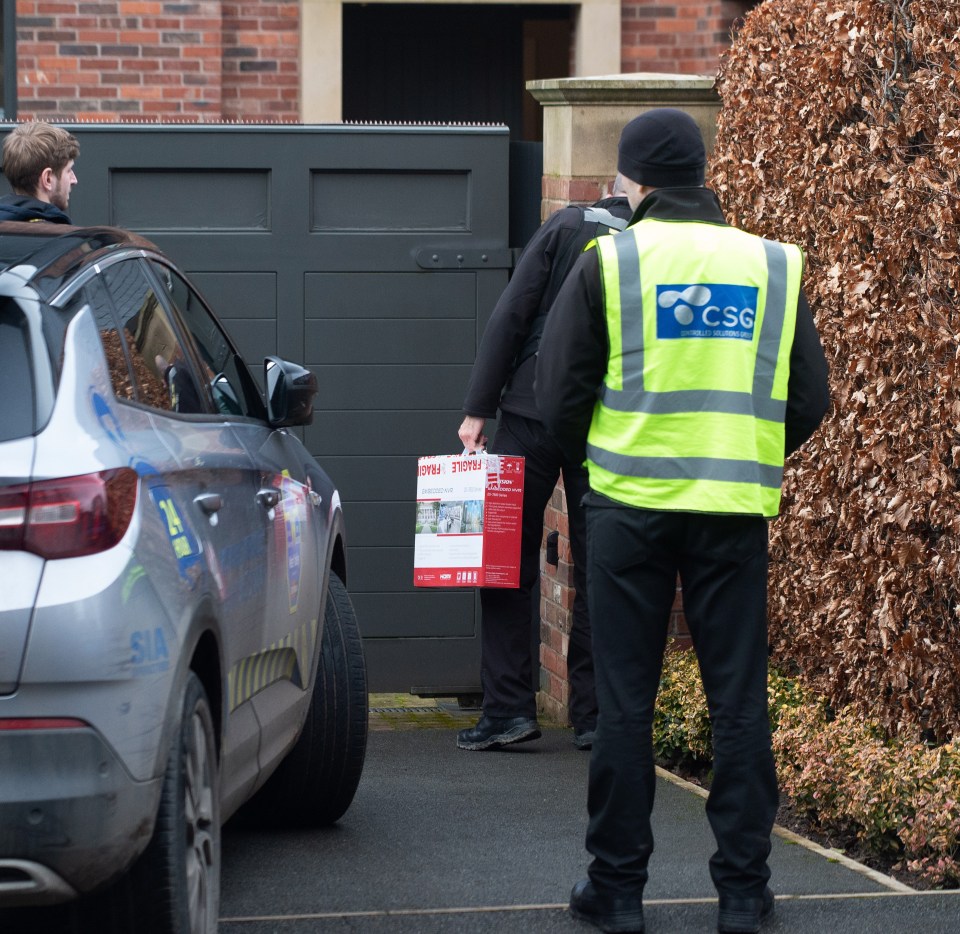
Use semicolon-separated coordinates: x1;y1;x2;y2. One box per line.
342;4;572;141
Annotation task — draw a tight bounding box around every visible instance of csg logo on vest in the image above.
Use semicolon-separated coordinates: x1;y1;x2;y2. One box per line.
656;284;759;341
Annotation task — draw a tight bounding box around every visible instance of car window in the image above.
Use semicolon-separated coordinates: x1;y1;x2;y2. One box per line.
148;261;263;419
0;299;35;441
85;278;138;402
101;259;210;415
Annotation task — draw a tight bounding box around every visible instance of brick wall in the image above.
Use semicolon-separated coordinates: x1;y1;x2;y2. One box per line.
539;481;574;724
12;1;752;124
14;0;299;123
221;1;299;121
541;176;609;222
539;477;691;725
621;0;754;75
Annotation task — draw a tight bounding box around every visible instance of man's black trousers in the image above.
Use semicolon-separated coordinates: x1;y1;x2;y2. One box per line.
480;411;597;730
583;504;778;899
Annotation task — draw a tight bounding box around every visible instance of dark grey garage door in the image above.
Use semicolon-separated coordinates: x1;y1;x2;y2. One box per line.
31;123;513;695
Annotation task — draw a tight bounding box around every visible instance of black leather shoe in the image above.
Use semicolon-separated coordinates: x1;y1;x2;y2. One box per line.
717;886;774;933
573;727;597;750
456;715;541;750
569;878;644;933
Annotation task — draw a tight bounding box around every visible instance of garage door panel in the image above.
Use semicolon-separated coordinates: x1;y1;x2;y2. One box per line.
220;319;278;365
290;237;504;272
306;411;461;457
132;235;282;270
363;636;482;694
305;272;476;320
352;592;477;638
110;169;271;231
311;170;469;231
322;455;420;502
306;319;476;364
349;546;418;593
190;272;277;320
56;123;511;696
341;502;416;548
314;366;472;410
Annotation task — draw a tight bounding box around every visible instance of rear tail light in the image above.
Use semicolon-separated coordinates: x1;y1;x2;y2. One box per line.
0;468;138;558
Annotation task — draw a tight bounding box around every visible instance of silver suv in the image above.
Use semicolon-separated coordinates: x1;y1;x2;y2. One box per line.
0;222;368;933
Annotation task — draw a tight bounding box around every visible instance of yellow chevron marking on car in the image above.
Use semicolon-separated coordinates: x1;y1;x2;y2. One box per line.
227;615;320;710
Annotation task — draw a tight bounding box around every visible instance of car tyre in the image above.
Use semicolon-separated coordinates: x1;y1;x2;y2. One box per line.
246;572;368;827
88;672;220;934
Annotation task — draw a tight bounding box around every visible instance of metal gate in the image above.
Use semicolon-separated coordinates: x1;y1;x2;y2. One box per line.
48;123;515;695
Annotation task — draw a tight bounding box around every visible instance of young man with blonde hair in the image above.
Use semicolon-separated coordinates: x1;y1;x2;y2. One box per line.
0;121;79;224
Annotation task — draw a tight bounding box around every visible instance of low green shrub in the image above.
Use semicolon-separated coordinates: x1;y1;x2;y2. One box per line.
653;647;960;887
652;646;712;766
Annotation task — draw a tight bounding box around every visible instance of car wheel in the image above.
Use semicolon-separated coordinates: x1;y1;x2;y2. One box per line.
89;672;220;934
245;571;368;827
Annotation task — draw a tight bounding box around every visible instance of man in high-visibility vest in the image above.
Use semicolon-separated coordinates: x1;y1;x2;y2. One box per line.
535;109;830;934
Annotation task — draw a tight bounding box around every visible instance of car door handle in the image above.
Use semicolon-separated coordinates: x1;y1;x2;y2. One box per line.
194;493;223;515
256;489;281;510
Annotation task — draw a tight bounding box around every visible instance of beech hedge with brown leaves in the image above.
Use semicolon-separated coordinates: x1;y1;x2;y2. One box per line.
709;0;960;740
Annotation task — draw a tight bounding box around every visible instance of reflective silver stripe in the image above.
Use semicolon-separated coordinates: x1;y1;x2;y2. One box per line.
583;206;629;231
754;239;788;402
601;231;789;422
611;233;645;396
600;387;785;419
587;443;785;489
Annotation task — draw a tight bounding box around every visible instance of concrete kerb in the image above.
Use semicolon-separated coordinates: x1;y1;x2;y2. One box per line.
655;766;915;894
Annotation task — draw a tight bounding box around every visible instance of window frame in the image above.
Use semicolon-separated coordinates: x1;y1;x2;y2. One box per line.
143;257;266;421
96;255;213;417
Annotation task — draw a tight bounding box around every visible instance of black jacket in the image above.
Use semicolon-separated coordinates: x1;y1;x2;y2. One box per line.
462;196;633;421
535;187;830;466
0;194;72;224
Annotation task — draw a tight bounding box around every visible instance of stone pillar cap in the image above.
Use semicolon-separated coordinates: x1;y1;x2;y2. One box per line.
527;73;718;105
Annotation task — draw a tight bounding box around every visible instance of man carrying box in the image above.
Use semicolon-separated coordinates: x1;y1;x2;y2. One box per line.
455;178;632;752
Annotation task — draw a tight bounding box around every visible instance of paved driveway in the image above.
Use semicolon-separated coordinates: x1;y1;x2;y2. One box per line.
218;707;960;933
6;703;959;933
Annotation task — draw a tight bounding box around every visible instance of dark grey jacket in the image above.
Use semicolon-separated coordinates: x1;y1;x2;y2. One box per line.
0;194;72;224
462;196;633;421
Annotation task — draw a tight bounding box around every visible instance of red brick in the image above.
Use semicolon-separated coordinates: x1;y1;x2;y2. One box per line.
551;625;567;654
554;560;574;588
122;58;160;71
35;85;70;98
658;17;700;32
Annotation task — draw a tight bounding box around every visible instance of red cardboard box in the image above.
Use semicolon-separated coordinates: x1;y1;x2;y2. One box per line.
414;453;524;588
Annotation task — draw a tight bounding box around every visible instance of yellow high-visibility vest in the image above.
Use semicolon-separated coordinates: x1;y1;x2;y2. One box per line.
586;218;803;518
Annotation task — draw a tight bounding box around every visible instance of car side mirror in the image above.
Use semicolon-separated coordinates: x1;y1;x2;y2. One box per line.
265;356;318;427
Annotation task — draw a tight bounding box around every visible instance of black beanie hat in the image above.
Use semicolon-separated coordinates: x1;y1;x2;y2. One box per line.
617;108;706;188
